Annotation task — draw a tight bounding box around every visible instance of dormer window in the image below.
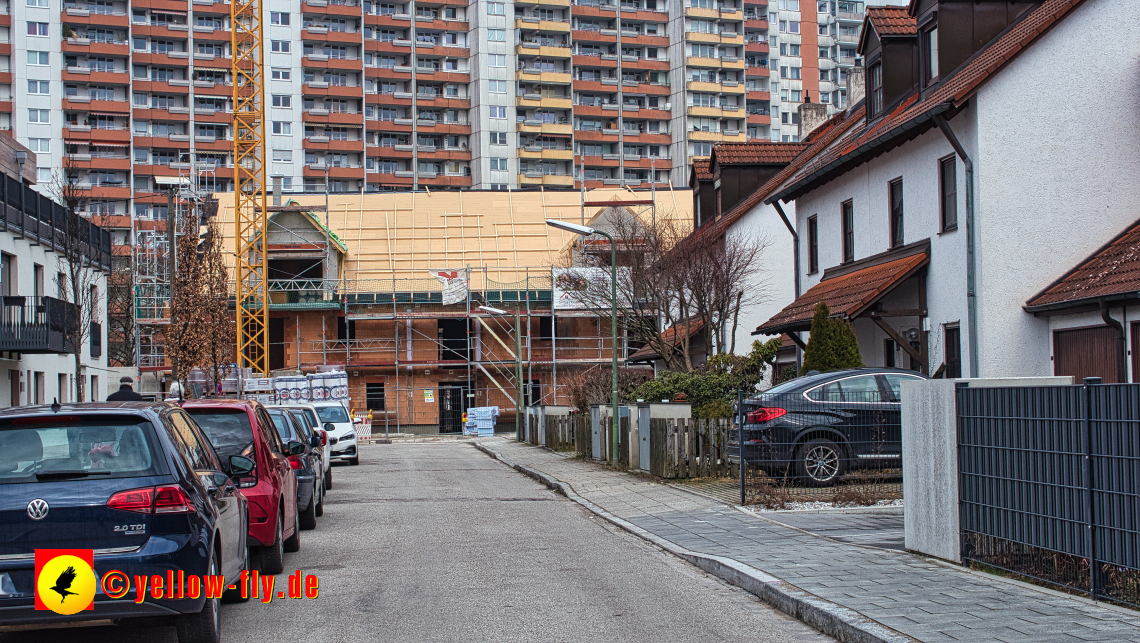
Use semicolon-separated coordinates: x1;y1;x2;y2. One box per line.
868;62;883;117
923;25;939;87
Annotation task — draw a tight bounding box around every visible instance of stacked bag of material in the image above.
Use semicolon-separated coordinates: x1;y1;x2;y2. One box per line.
463;407;500;437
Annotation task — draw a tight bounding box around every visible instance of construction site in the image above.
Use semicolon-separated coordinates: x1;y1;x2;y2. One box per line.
129;186;691;433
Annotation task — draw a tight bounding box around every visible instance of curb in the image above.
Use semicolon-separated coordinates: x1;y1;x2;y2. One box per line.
473;442;916;643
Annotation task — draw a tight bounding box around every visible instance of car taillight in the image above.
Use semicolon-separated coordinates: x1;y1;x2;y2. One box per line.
107;487;154;513
108;484;195;514
319;430;328;447
747;407;787;422
153;484;195;514
288;455;302;470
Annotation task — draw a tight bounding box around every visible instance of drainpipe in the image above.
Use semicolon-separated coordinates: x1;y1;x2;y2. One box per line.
933;114;979;378
1099;299;1127;384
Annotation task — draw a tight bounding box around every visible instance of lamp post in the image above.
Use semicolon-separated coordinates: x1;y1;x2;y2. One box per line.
545;219;619;465
479;305;523;441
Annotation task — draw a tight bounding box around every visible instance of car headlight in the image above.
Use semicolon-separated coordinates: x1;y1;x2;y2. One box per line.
341;433;356;441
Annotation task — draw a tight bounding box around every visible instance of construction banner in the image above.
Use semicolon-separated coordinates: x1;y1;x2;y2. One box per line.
429;269;469;305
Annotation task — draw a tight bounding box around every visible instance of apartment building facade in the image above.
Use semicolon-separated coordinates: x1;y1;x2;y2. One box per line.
2;0;880;215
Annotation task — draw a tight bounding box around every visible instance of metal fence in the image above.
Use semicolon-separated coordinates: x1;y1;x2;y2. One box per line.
737;390;904;509
957;379;1140;607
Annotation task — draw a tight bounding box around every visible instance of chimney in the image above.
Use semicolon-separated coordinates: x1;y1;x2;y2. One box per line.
797;92;829;140
846;65;865;109
272;175;282;207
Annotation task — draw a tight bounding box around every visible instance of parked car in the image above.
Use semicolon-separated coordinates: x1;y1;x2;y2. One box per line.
265;408;323;531
0;402;249;643
275;403;332;490
730;368;928;486
182;399;300;574
312;401;359;466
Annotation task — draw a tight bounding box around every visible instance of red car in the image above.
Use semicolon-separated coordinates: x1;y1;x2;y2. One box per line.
182;400;300;574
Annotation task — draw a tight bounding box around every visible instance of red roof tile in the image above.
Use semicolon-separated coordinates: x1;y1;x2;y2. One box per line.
756;252;928;335
1026;218;1140;310
711;142;809;166
776;0;1086;201
691;158;713;181
866;7;916;37
628;319;705;362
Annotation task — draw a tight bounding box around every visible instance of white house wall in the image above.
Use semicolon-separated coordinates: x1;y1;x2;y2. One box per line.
726;200;796;357
972;0;1140;378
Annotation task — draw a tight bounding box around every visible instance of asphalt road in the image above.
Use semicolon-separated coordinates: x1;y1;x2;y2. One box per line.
2;441;833;643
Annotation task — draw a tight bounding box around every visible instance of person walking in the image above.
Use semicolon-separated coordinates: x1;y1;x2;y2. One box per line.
107;376;144;401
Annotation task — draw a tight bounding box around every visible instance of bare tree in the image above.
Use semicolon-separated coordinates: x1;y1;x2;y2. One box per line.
106;266;135;367
198;201;235;392
51;156;104;402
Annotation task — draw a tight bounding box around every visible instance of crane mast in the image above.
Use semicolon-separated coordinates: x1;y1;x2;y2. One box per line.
231;0;269;377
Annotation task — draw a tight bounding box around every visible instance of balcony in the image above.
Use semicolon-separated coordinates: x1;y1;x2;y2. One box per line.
0;297;78;354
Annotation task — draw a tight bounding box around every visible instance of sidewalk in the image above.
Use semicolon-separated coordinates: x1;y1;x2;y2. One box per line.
475;437;1140;643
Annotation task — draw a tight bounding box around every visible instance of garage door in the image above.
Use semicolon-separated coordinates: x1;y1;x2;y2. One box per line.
1053;325;1121;383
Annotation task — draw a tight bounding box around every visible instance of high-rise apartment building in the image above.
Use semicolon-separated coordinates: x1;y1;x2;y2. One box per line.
4;0;880;217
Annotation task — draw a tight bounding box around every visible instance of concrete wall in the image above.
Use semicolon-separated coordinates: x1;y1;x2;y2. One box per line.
901;376;1072;563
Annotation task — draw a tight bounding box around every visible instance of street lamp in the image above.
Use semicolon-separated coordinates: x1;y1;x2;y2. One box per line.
479;305;523;441
545;218;620;465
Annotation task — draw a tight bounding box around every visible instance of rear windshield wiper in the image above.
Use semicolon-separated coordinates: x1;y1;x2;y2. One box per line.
34;470;112;480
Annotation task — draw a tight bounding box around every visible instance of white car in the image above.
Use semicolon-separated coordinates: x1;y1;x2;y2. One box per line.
312;401;359;466
276;403;333;490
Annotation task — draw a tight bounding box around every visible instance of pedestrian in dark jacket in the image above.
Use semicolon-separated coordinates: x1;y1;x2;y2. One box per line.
106;376;143;401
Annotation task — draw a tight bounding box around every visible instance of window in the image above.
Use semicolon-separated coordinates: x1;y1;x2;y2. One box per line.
940;155;957;231
270;11;289;25
29;51;49;65
923;26;939;87
28;138;49;153
271;68;291;80
489;158;507;170
27;22;49;36
489;105;506;119
489;54;505;67
841;199;854;263
272;121;291;135
807;215;818;274
272;149;292;162
271;40;290;53
889;178;903;248
489;79;506;93
28;109;49;123
487;2;504;14
806;376;882;402
868;62;883;117
944;325;961;379
780;66;801;80
27;80;49;95
272;95;291;107
487;29;505;42
27;0;49;6
366;383;386;411
489;132;507;145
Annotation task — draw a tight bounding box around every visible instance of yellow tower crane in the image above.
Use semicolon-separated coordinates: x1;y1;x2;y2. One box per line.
231;0;268;377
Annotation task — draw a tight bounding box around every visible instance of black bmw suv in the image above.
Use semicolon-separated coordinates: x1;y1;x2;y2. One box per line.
729;368;927;486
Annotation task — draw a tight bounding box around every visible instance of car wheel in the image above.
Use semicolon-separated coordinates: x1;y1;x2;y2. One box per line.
797;438;845;487
315;480;324;518
349;456;359;466
222;543;251;603
300;491;317;530
176;549;221;643
259;511;286;575
324;466;333;491
284;505;302;552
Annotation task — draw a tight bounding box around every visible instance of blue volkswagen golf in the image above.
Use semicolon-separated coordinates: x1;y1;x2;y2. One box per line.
0;402;250;643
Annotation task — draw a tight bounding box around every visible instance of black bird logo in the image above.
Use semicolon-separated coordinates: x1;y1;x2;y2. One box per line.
49;566;78;603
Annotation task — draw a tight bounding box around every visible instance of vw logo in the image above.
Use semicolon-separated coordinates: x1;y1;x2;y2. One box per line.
26;499;49;521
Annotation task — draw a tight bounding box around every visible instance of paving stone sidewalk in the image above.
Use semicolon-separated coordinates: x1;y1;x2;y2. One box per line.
476;437;1140;643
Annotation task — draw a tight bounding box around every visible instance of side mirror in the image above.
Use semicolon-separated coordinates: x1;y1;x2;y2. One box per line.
287;441;305;456
310;434;321;448
229;455;255;477
323;422;335;432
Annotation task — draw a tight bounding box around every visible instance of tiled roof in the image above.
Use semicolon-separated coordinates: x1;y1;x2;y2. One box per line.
711;142;809;166
1026;218;1140;310
691;158;713;181
628;319;705;362
756;251;928;335
775;0;1087;201
866;7;917;37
